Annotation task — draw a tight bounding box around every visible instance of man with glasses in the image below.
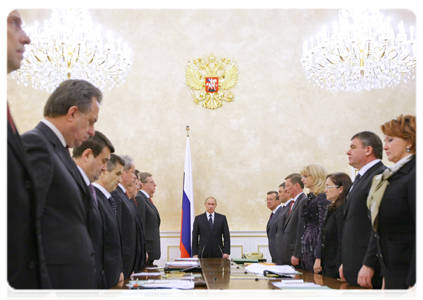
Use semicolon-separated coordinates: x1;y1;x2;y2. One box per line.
135;172;161;265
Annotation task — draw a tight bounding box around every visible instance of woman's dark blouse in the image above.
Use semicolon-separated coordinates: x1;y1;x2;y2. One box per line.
321;202;344;279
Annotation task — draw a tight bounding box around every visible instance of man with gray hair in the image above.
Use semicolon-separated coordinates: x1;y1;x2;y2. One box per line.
135;172;161;265
21;79;102;288
111;155;146;279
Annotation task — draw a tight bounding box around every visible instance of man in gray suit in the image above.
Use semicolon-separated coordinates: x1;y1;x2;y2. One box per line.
274;173;307;266
266;191;282;262
135;172;161;265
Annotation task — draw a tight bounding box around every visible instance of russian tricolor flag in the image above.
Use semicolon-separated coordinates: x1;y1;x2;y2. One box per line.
180;132;194;257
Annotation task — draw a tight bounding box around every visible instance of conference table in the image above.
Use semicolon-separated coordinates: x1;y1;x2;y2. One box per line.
118;258;364;290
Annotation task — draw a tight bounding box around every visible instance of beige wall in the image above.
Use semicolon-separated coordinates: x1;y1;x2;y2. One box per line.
7;9;416;231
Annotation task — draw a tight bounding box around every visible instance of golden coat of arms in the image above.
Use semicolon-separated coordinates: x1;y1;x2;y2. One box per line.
186;56;238;109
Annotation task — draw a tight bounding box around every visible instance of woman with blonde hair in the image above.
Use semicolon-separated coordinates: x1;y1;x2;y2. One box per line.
367;114;415;289
299;163;331;273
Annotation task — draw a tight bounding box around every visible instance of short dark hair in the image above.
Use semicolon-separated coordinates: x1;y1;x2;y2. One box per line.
326;172;352;211
279;182;286;188
107;154;125;172
72;130;114;158
351;131;383;159
284;173;304;189
44;80;102;118
135;169;140;180
139;172;153;183
267;191;279;200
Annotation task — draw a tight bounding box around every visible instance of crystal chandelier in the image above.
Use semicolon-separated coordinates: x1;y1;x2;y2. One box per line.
11;9;132;93
301;9;416;92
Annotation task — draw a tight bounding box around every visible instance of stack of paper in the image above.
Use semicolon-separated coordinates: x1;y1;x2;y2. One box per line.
245;264;300;276
130;279;194;289
272;279;330;289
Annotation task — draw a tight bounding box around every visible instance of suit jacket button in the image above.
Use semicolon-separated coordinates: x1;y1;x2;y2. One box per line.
27;260;36;270
91;251;96;256
24;180;31;189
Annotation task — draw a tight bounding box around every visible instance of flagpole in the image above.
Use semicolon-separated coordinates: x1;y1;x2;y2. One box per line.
180;125;194;258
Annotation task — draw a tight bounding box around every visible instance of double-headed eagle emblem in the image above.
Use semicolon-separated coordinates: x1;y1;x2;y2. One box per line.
186;56;238;109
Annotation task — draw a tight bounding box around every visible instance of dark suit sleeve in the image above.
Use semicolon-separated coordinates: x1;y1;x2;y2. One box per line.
406;167;416;286
293;198;306;259
135;194;147;232
22;134;53;296
21;132;53;217
191;217;199;256
222;216;230;254
363;219;379;270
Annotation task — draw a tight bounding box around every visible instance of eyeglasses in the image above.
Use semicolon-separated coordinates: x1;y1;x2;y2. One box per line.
325;185;340;189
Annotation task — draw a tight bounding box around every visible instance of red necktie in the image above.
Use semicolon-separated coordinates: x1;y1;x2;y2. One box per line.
149;197;153;204
7;104;17;134
289;201;294;215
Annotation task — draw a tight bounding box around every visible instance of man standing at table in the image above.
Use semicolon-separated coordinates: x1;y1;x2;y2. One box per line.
93;154;126;288
192;197;230;258
111;155;146;278
136;172;161;266
21;79;102;288
339;131;386;289
7;9;51;289
275;173;307;266
266;191;282;263
72;131;114;288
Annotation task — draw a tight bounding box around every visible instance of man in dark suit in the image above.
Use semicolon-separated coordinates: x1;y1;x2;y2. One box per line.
136;172;161;265
340;131;386;289
21;79;102;289
7;9;51;289
111;155;146;278
192;197;230;258
274;173;307;266
72;131;115;288
93;154;126;288
266;191;282;262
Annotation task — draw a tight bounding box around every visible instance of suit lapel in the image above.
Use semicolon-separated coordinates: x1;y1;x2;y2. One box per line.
37;122;88;195
284;194;304;228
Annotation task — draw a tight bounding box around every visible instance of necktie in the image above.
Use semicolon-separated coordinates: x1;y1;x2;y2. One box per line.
269;212;274;221
149;197;153;204
355;173;362;182
288;201;294;215
65;145;70;155
209;214;213;229
88;183;98;206
7;104;17;134
109;196;117;216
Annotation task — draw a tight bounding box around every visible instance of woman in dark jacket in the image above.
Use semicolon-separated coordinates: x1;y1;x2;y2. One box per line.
321;172;352;279
367;114;415;289
299;163;331;273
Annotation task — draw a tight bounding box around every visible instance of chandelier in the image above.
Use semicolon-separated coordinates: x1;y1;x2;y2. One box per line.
301;9;416;92
11;9;132;93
